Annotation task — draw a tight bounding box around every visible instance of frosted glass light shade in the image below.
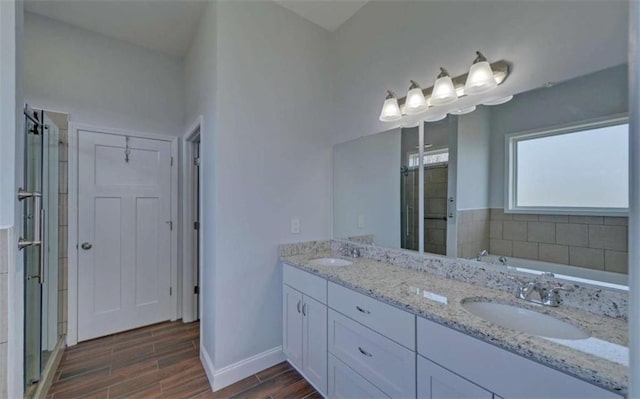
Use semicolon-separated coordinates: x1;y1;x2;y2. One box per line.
424;114;447;122
450;106;476;115
379;94;401;122
464;61;497;95
379;97;402;122
430;75;457;106
405;82;428;115
482;95;514;105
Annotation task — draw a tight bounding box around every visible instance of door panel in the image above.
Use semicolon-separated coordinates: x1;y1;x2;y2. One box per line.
283;285;303;369
78;130;172;341
302;296;327;394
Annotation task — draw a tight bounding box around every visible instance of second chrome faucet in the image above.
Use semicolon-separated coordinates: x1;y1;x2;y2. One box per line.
512;277;569;307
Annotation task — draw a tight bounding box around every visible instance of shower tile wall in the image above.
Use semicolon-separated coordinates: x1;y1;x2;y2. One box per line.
488;209;628;273
58;126;68;337
0;228;11;398
456;209;490;259
424;166;448;255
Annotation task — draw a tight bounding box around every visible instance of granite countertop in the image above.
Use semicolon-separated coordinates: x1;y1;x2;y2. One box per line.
282;251;629;395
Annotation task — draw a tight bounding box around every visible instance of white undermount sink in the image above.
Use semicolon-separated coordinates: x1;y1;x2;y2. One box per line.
462;301;589;340
309;257;353;267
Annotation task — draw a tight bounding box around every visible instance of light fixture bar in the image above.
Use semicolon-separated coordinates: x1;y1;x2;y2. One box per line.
396;59;510;109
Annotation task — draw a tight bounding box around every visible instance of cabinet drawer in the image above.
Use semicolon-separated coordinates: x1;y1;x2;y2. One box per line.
328;354;389;399
417;355;492;399
328;282;415;349
417;317;622;399
328;310;415;399
283;263;327;303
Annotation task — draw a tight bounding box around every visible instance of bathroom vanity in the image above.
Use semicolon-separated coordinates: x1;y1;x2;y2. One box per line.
280;241;627;399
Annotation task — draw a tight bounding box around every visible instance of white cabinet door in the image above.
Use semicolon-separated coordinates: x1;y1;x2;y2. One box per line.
418;355;492;399
283;285;303;369
328;354;389;399
302;295;327;394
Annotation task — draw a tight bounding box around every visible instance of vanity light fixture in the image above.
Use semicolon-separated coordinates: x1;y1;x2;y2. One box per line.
378;51;511;123
430;68;458;106
379;90;402;122
404;80;429;115
450;105;476;115
464;51;498;95
482;95;514;106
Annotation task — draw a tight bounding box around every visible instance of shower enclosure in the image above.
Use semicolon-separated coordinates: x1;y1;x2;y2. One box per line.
20;106;62;394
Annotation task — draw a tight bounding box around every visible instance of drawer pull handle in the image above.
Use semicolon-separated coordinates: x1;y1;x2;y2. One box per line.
297;300;301;314
356;306;370;314
358;346;373;357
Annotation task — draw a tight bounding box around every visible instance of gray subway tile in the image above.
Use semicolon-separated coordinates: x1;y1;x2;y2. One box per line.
588;225;627;251
604;217;628;226
538;243;569;264
569;216;603;225
605;250;628;274
489;221;503;239
512;241;538;260
527;222;556;244
502;221;527;241
555;223;588;247
569;247;605;270
490;239;512;256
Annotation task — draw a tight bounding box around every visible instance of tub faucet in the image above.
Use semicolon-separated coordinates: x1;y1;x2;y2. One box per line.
476;249;488;261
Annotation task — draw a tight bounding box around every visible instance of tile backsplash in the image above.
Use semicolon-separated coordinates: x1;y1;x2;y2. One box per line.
457;209;490;259
488;209;628;273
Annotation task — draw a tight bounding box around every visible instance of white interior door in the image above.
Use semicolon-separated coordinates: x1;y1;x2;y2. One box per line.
78;130;172;341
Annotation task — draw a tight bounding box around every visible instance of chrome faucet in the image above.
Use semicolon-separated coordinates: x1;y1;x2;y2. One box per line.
511;277;569;307
476;249;488;261
341;246;360;258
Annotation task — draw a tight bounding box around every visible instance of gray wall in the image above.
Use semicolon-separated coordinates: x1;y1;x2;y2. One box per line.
334;129;401;249
24;12;184;137
184;0;334;373
457;107;491;210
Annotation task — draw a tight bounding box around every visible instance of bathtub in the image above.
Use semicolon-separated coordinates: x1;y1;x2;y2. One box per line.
472;254;628;291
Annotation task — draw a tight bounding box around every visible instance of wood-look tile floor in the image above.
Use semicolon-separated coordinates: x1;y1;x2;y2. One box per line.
47;321;319;399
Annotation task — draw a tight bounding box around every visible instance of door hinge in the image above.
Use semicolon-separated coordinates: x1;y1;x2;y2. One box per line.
194;221;200;230
194;286;199;295
170;287;173;296
166;220;173;231
194;157;200;166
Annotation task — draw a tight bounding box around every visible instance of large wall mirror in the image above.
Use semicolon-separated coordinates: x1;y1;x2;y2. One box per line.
333;2;628;288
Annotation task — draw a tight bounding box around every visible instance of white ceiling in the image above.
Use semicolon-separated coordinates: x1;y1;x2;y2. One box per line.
24;0;209;58
273;0;369;31
24;0;369;58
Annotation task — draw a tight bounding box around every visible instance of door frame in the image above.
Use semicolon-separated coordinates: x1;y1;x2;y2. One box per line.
67;122;179;346
181;116;203;323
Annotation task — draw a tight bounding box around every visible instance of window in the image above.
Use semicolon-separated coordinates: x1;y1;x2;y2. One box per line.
408;149;449;168
506;118;628;214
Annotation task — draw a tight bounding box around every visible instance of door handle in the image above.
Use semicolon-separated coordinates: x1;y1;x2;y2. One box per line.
81;242;92;250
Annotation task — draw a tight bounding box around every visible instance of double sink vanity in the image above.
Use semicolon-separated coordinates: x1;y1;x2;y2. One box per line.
280;240;628;399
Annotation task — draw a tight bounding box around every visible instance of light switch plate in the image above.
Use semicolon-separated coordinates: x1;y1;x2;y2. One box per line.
291;218;301;234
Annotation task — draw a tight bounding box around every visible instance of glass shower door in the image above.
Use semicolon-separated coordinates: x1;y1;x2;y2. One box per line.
23;111;44;388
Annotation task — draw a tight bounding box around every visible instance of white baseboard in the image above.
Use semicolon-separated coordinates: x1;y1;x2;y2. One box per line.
200;345;285;392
